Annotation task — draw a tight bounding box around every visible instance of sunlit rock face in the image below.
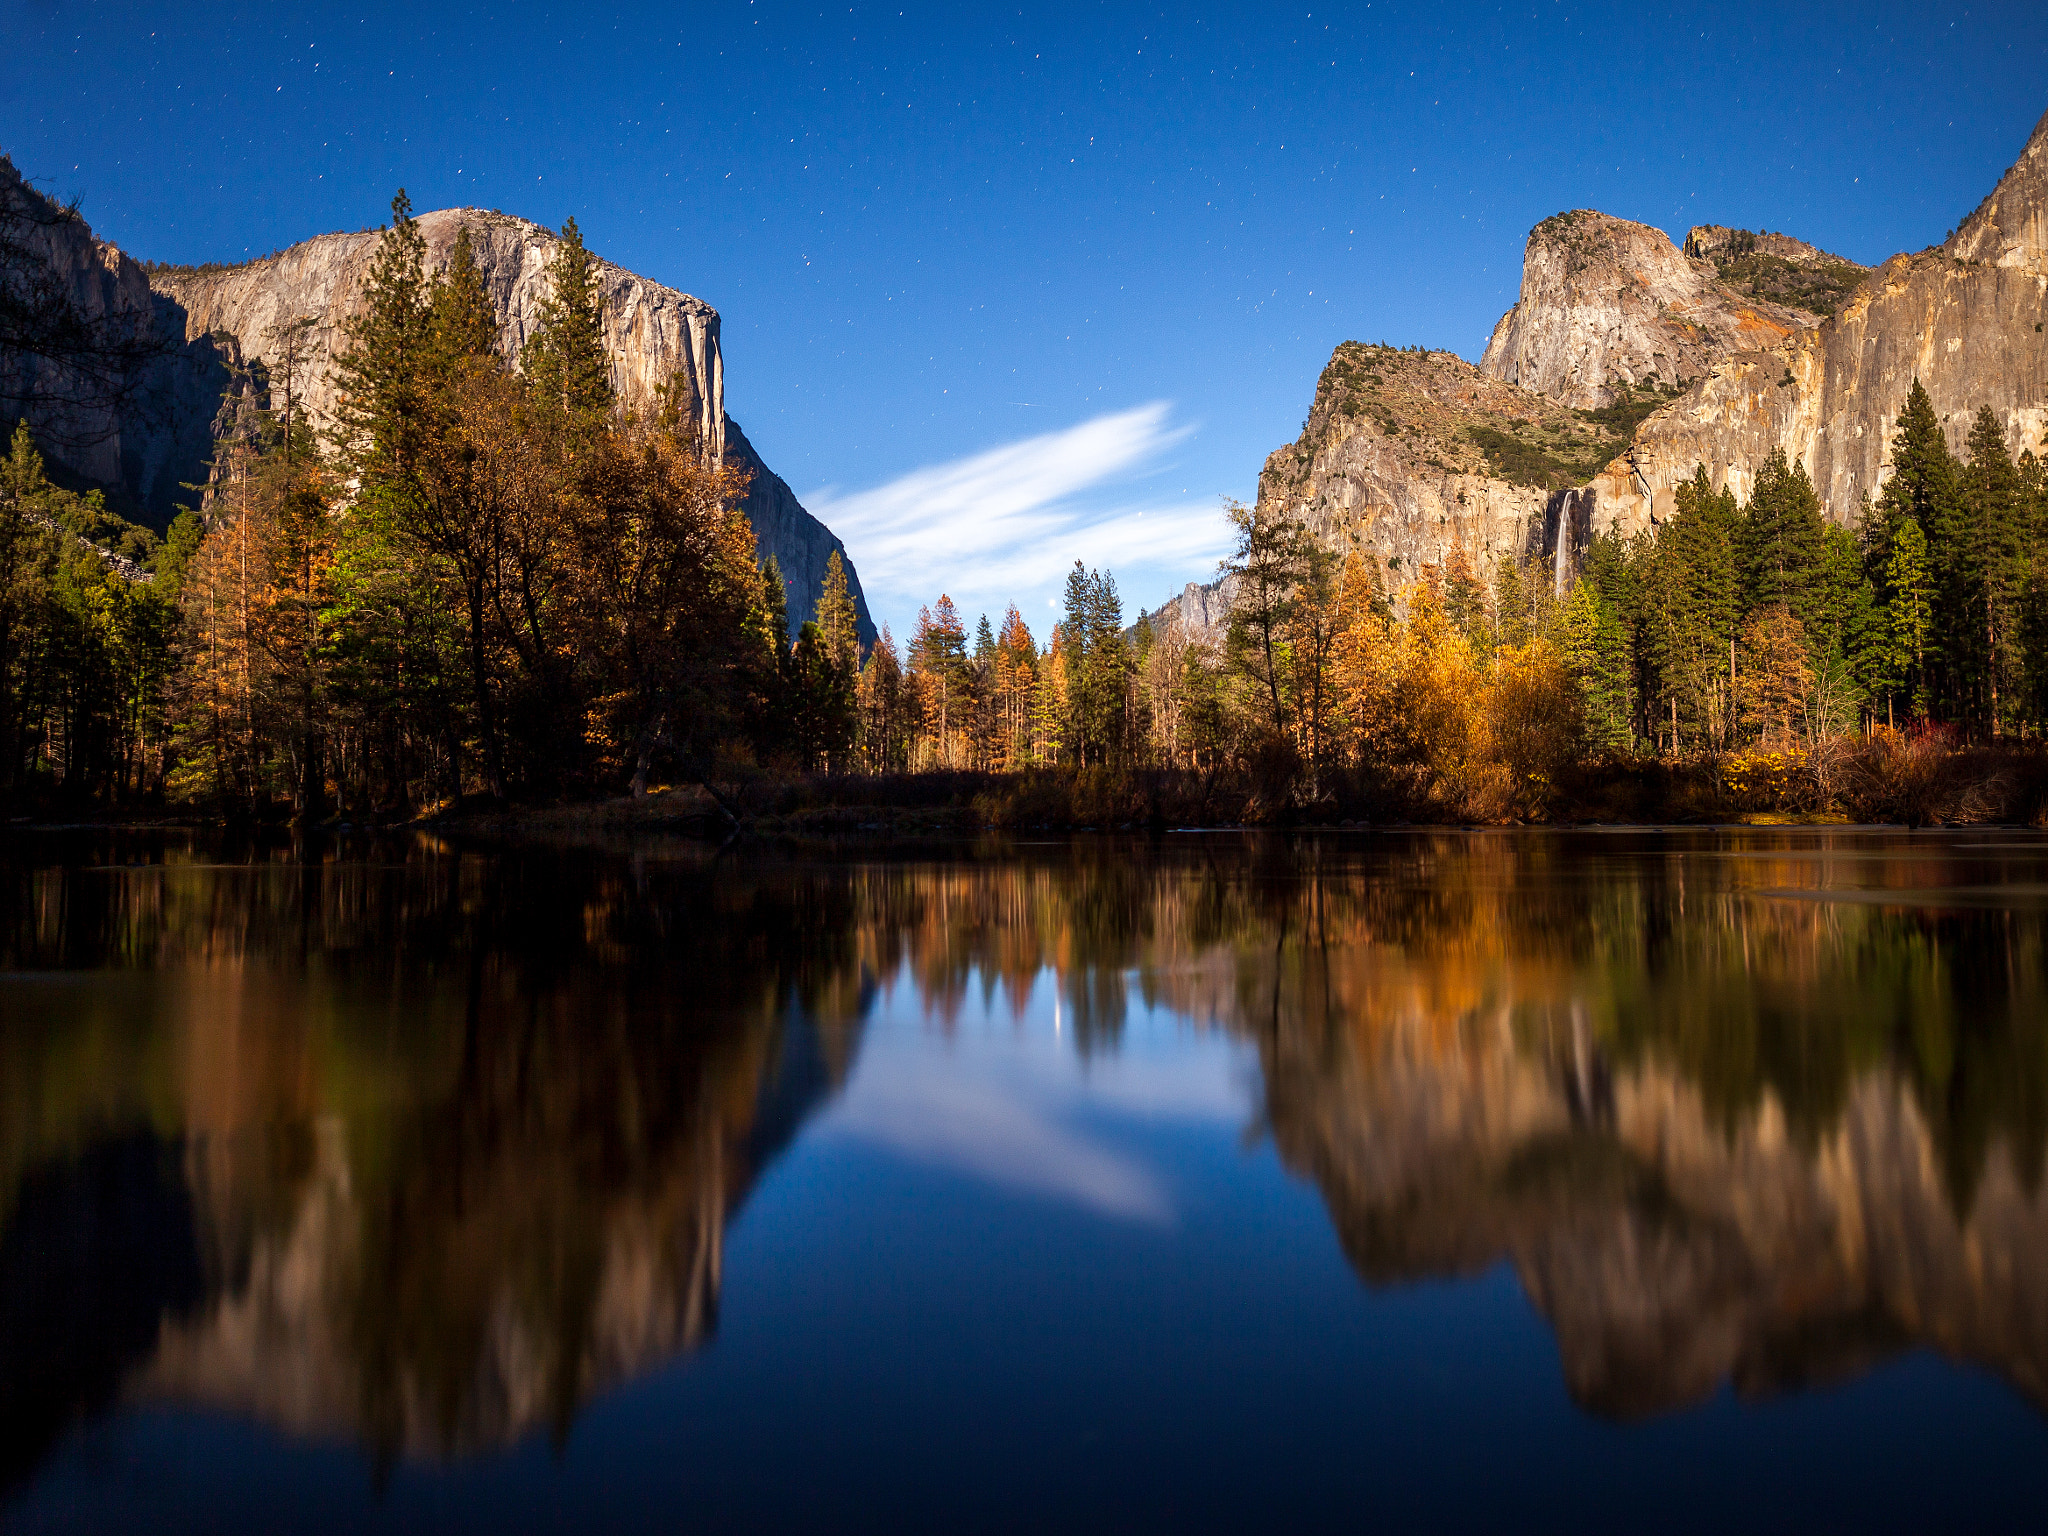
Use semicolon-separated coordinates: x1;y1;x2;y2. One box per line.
1152;108;2043;639
1144;346;1596;640
1;165;871;637
1589;107;2048;542
1478;210;1817;409
152;209;725;461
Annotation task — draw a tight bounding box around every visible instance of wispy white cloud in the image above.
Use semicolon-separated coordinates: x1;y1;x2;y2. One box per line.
806;403;1229;638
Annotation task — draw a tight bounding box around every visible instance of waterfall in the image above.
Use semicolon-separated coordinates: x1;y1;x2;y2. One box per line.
1553;491;1570;601
1543;488;1582;602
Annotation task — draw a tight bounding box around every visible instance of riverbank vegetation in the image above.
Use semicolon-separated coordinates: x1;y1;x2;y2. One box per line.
2;190;2045;828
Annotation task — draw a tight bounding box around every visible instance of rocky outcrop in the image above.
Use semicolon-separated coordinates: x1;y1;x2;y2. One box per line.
1145;345;1613;641
1588;105;2048;542
1;166;872;640
1684;225;1869;317
726;416;872;642
1154;107;2040;641
1478;209;1822;409
150;208;725;463
0;155;234;523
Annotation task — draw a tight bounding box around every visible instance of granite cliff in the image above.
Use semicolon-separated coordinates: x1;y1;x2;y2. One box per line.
0;162;872;640
0;154;232;521
1149;107;2040;644
1477;209;1845;409
1590;105;2048;540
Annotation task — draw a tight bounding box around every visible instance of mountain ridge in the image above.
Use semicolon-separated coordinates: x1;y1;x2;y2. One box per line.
1146;102;2048;644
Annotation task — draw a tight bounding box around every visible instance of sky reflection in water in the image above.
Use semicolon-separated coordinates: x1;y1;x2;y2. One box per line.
3;829;2048;1533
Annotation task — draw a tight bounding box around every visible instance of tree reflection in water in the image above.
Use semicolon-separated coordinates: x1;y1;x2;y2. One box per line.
1;828;2045;1484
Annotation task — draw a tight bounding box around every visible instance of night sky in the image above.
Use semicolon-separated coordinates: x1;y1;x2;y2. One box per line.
4;0;2043;635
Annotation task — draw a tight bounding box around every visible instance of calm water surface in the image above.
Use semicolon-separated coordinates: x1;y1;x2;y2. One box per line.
3;828;2048;1533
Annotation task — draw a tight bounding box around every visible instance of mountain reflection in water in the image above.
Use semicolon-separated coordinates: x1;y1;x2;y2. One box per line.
2;828;2047;1501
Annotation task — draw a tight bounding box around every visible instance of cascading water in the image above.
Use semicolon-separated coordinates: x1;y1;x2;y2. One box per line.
1542;487;1587;601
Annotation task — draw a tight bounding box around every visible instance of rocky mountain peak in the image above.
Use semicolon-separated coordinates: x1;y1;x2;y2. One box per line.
1478;208;1816;409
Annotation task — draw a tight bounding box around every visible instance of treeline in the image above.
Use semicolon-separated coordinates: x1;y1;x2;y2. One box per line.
1;193;865;814
844;379;2047;820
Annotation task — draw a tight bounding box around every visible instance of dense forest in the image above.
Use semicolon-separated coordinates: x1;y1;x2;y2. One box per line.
2;191;2046;824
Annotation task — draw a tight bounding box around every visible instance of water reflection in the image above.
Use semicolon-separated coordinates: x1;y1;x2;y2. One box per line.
2;829;2046;1492
0;839;869;1483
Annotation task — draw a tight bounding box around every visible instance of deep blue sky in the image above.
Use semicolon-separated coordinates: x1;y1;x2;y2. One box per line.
4;1;2044;635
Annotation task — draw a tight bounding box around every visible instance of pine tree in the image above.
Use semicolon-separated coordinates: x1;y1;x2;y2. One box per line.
428;226;498;377
810;551;861;770
816;551;862;681
1882;514;1933;721
523;217;613;433
1962;405;2028;735
1642;466;1739;750
330;191;432;492
1559;577;1633;752
1875;381;1973;720
1220;498;1314;738
1740;449;1826;631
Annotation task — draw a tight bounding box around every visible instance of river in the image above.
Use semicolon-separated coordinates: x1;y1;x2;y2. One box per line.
2;828;2046;1532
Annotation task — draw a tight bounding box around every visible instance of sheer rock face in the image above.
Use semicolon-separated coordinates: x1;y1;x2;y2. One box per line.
1252;349;1569;586
0;156;230;521
1478;209;1817;409
152;208;726;461
1150;107;2045;641
1588;107;2048;543
1140;348;1587;643
3;172;872;639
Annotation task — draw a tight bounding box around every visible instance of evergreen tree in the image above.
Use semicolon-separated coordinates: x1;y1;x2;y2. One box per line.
1559;577;1633;752
1220;499;1314;738
522;217;613;432
1739;449;1826;630
1874;380;1957;537
810;551;861;770
330;192;432;492
816;550;862;682
1060;563;1131;766
428;226;498;376
1882;513;1933;721
1962;405;2029;734
1642;466;1739;750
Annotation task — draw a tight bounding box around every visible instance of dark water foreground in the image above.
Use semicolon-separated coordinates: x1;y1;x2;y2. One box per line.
2;828;2047;1534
